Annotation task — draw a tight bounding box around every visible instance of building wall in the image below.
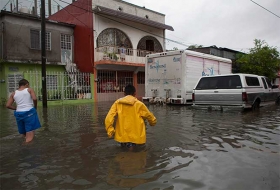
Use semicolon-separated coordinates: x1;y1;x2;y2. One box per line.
94;0;165;23
94;14;165;51
209;48;221;57
1;14;74;63
48;0;94;73
0;62;65;103
220;50;236;60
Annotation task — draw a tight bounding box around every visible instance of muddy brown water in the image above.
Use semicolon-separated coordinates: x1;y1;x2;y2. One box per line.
0;103;279;190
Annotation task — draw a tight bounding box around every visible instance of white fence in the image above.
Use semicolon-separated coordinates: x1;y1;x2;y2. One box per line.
8;71;92;101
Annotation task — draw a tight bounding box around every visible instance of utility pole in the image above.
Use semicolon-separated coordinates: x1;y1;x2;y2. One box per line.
41;0;47;108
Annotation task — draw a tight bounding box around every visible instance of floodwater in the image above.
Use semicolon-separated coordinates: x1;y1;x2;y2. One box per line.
0;103;279;190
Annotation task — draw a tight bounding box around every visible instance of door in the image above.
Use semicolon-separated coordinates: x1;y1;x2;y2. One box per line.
261;77;269;102
146;40;154;51
264;77;277;101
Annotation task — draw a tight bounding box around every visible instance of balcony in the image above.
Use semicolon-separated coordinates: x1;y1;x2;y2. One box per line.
95;46;157;64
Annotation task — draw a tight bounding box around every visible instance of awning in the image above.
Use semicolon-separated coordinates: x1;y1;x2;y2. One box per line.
93;6;174;31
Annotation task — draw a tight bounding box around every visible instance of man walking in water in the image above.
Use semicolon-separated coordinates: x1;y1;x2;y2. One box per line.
6;79;41;142
105;84;157;150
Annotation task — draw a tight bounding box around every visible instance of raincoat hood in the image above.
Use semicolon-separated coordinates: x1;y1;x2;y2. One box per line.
118;95;137;105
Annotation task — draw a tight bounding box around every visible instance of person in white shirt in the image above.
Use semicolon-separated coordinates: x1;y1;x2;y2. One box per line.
6;79;41;142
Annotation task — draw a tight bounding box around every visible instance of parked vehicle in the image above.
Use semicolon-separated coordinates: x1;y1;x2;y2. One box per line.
142;50;232;105
192;73;280;110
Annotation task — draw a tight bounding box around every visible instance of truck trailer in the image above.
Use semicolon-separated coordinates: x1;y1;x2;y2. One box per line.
142;50;232;105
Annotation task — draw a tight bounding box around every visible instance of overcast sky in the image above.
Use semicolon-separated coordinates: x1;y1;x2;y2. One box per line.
1;0;279;53
124;0;280;53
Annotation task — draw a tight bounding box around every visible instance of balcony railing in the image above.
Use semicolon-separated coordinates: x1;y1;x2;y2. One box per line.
95;46;157;63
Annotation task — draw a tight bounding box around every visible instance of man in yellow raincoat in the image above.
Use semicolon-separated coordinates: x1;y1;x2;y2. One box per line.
105;84;157;149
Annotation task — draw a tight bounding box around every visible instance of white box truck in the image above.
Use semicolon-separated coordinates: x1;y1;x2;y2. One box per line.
143;50;232;105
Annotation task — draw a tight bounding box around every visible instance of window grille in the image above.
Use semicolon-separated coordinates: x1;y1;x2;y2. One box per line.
61;34;72;50
30;30;40;49
96;28;132;48
137;36;163;53
7;74;23;93
30;29;51;50
137;72;145;84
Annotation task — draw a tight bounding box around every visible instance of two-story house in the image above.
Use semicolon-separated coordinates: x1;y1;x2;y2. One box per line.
49;0;174;102
0;9;80;103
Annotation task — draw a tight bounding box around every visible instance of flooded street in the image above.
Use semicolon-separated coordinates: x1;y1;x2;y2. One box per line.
0;103;279;190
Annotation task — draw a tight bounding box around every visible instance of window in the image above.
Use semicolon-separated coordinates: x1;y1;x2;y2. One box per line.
195;75;242;90
61;34;72;50
146;40;154;51
46;75;58;90
30;29;51;50
265;78;272;88
137;72;145;84
30;30;40;49
261;78;268;89
8;74;23;93
245;76;260;86
45;32;51;50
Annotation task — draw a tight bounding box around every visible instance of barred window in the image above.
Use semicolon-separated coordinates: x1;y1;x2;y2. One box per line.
46;75;57;90
8;74;23;93
45;32;51;50
30;30;40;49
61;34;72;50
30;29;51;50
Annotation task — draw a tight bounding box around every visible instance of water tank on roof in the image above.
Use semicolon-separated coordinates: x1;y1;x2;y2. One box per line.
19;7;30;14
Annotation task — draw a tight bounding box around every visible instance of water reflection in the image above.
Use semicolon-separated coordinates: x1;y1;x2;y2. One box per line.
0;104;279;190
107;149;148;188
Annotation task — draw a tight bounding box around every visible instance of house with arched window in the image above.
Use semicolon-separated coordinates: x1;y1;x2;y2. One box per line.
49;0;173;102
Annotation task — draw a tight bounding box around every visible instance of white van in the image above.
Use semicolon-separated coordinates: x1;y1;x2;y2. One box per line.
143;50;232;105
192;73;280;110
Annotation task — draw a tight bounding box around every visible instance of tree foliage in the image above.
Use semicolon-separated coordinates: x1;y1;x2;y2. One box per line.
237;39;280;79
187;44;203;49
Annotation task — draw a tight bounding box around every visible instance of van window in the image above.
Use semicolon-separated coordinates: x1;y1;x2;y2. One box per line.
195;75;242;90
265;78;272;88
261;78;268;89
245;76;260;86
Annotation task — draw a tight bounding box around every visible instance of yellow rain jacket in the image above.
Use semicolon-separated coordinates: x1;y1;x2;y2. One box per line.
105;95;157;144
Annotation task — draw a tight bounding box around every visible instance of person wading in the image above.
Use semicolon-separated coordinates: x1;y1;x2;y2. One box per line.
6;79;41;142
105;84;157;150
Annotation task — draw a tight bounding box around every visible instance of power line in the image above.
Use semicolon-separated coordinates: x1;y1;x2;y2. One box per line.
1;0;12;10
250;0;280;19
53;0;91;28
57;0;190;48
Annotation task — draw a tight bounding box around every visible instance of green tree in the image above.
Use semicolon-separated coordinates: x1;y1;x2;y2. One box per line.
237;39;280;79
187;44;203;49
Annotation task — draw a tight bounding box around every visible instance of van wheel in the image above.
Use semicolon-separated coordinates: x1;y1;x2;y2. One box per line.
252;101;260;110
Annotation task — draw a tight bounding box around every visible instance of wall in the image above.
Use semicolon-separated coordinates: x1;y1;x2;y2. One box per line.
94;0;165;23
48;0;94;73
0;62;65;102
94;15;165;51
93;0;166;51
1;13;74;63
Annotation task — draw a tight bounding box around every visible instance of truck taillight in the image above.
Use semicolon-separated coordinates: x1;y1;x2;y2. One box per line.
192;93;195;101
242;92;248;101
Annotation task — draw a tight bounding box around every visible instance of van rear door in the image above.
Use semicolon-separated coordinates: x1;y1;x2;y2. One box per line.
194;75;243;106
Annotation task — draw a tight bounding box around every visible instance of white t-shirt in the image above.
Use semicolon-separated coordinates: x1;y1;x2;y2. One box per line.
14;88;34;111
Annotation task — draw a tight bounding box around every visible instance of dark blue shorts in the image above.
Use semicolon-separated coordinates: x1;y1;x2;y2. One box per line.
14;108;41;134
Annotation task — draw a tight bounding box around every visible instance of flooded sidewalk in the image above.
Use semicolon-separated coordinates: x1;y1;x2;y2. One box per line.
0;103;280;190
